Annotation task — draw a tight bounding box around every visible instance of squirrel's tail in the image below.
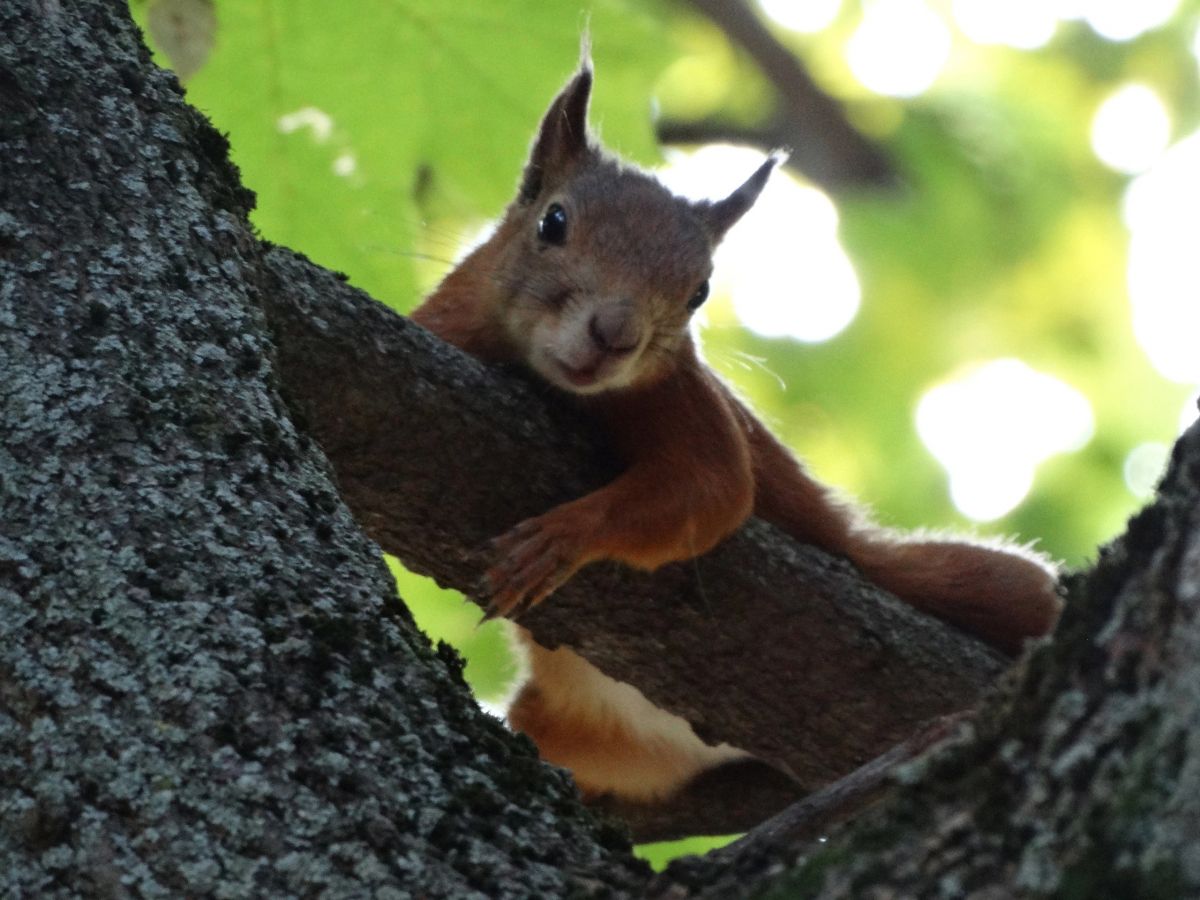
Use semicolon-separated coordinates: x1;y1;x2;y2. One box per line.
845;531;1062;655
734;383;1063;654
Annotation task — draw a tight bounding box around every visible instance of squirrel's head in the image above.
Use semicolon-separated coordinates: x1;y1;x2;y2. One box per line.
488;59;781;396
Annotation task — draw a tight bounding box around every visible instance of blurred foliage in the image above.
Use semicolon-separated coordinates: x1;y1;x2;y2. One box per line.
135;0;1198;866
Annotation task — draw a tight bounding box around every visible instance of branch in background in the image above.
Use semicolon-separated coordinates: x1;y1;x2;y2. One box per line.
672;0;896;190
261;247;1007;841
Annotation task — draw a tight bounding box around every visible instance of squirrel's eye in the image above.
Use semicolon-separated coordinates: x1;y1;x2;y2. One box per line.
538;203;568;245
687;279;710;311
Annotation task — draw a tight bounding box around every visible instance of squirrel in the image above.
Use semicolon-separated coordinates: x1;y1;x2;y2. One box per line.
410;59;1062;803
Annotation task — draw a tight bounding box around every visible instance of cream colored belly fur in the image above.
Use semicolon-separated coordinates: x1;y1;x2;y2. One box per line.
507;631;747;802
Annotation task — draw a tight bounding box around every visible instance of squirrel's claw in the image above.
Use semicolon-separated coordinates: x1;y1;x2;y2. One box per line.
482;513;584;619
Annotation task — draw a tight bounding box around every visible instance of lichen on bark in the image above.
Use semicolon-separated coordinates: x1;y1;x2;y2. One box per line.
0;2;646;896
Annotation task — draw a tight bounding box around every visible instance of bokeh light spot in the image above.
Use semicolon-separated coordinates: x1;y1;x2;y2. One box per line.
1078;0;1181;42
952;0;1057;49
332;152;357;177
1123;131;1200;384
917;360;1093;521
277;106;333;142
1123;442;1169;498
846;0;951;98
758;0;842;34
1091;84;1171;175
659;146;861;343
1181;392;1200;434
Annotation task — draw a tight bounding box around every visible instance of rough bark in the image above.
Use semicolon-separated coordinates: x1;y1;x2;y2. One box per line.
4;1;1199;897
0;3;644;896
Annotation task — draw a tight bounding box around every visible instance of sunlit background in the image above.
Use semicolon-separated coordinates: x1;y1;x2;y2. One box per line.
663;0;1199;527
138;0;1200;868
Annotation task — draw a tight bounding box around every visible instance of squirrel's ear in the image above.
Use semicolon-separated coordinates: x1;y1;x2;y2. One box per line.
698;151;786;241
520;59;594;202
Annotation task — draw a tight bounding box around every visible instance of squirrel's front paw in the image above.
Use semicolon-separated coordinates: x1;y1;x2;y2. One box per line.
482;511;589;620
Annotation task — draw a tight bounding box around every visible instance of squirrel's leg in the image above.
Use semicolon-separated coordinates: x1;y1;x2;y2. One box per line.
507;631;746;802
485;366;754;618
739;399;1061;654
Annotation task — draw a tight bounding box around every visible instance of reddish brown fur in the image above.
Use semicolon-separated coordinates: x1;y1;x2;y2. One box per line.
411;60;1062;802
733;393;1061;654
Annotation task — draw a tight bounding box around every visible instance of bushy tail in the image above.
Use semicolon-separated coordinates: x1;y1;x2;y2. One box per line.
847;532;1062;655
734;385;1063;655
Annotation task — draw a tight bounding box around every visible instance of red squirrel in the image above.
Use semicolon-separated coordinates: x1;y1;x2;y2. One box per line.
411;60;1062;803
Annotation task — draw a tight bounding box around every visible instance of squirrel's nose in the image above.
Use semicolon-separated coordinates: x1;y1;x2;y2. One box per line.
588;309;639;356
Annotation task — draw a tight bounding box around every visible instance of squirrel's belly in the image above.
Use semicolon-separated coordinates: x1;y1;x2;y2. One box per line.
508;635;747;802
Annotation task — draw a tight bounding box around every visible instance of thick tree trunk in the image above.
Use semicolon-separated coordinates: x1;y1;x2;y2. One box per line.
0;3;644;896
3;1;1198;897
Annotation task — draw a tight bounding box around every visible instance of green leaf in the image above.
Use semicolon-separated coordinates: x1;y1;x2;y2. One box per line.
137;0;672;309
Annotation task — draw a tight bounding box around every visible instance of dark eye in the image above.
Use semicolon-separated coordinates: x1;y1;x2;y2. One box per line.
687;279;710;311
537;203;568;245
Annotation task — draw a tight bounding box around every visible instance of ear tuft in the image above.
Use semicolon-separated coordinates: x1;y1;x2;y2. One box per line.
698;150;787;241
578;29;593;76
519;57;595;203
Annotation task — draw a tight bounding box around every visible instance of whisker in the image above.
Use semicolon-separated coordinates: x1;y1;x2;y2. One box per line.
703;346;788;392
357;246;458;267
735;351;787;391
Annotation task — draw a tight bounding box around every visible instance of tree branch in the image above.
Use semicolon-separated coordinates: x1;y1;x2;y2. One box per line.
707;712;969;861
261;247;1008;840
601;712;968;844
673;0;896;190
